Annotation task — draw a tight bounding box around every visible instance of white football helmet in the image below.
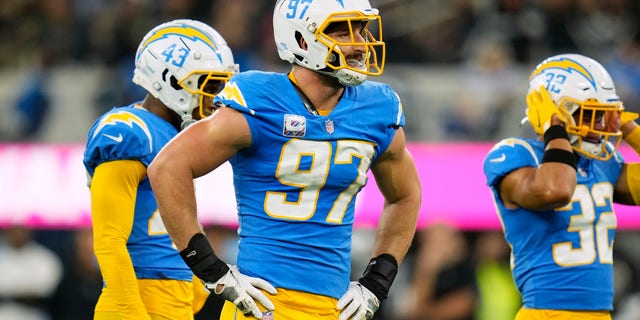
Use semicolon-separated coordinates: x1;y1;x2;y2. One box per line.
133;19;239;129
527;53;624;160
273;0;385;86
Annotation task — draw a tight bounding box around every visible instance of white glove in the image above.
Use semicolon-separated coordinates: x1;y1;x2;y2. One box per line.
205;265;277;319
337;281;380;320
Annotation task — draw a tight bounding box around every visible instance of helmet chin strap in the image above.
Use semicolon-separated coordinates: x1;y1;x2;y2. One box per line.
315;68;367;86
316;51;367;86
579;140;604;156
570;132;603;157
335;69;367;86
177;95;201;130
181;114;196;130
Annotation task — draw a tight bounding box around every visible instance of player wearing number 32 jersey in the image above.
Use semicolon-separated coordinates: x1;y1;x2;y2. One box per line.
483;53;640;320
485;137;621;310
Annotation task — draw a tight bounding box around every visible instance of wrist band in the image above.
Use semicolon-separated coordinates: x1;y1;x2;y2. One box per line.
541;149;577;170
358;254;398;301
180;233;229;282
544;125;570;146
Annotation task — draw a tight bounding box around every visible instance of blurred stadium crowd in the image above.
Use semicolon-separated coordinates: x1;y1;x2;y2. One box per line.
1;0;640;142
2;0;640;319
1;0;639;69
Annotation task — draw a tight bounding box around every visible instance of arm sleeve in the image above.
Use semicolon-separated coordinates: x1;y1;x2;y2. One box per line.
90;159;151;320
625;126;640;154
626;163;640;205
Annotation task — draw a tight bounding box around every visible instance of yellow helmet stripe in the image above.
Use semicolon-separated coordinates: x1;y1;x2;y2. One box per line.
138;25;217;57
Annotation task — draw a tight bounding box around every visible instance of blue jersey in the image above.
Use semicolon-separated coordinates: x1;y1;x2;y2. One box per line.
83;104;192;281
215;71;404;299
483;138;624;311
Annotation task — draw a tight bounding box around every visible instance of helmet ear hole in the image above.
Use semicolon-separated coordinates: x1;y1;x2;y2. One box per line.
169;75;182;91
293;32;307;64
295;31;307;50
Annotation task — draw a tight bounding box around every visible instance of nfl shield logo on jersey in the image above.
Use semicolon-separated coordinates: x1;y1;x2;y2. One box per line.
283;114;306;137
325;119;334;134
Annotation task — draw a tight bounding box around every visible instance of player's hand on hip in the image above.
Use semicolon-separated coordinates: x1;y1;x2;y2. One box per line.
337;281;380;320
180;234;276;319
526;85;567;135
205;265;277;319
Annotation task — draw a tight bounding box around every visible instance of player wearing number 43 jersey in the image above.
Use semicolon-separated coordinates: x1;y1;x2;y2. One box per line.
148;0;421;319
483;53;640;320
83;19;238;319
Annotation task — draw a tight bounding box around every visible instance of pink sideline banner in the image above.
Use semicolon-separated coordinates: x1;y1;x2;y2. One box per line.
0;143;638;230
357;143;640;230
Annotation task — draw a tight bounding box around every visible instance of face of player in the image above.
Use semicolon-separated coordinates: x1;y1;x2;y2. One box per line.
193;78;225;120
573;108;618;144
324;21;368;71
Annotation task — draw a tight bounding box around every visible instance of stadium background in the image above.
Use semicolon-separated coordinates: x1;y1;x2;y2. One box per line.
1;0;640;319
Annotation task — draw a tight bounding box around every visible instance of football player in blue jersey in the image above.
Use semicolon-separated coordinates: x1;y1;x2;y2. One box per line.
483;53;640;320
83;19;238;320
147;0;422;319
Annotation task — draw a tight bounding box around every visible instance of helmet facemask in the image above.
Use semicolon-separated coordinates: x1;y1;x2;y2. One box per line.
179;70;234;122
558;98;623;160
315;12;385;86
